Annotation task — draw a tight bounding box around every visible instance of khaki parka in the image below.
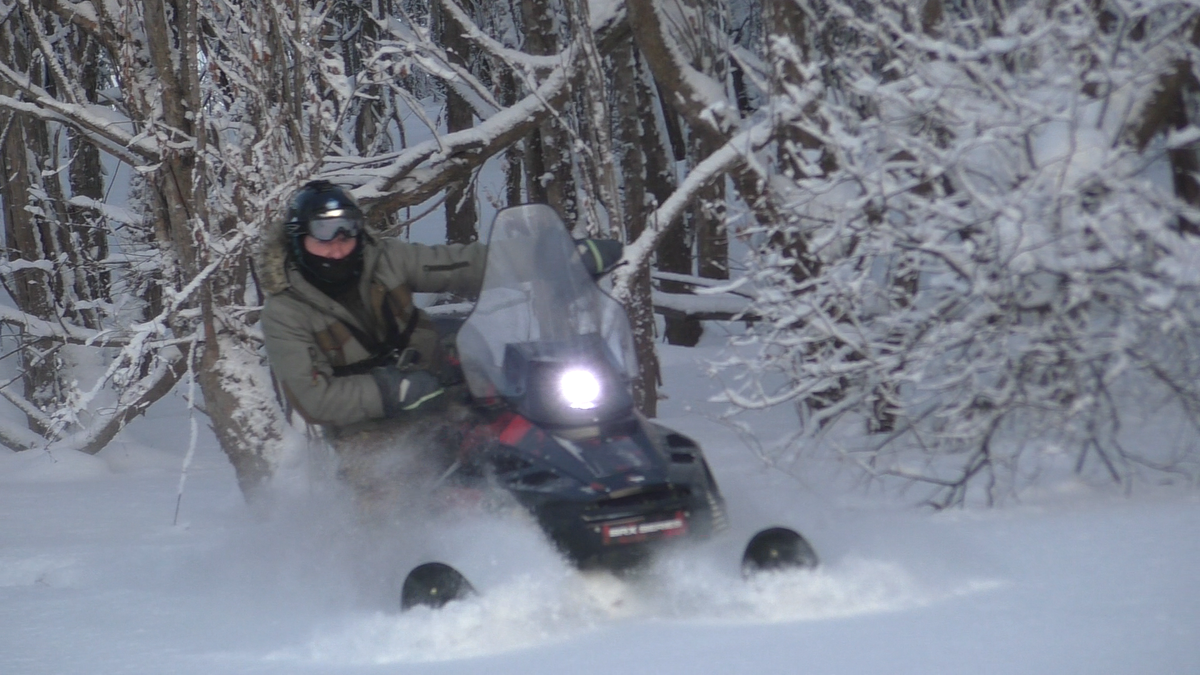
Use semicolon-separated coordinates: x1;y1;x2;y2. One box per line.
259;223;485;431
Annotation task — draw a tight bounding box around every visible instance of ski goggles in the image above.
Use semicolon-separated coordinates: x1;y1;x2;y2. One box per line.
306;215;363;242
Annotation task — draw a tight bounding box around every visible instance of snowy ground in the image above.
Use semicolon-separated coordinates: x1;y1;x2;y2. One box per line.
2;342;1199;675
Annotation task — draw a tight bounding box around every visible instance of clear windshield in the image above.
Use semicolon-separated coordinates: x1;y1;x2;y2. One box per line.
458;204;637;400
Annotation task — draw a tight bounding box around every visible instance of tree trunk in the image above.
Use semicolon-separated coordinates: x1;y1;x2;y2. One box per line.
499;70;526;206
693;146;728;283
66;34;110;331
1125;54;1200;235
142;0;288;499
614;38;660;416
632;53;686;355
440;0;480;244
520;0;577;223
657;90;700;347
565;0;623;233
1;124;64;438
0;23;68;439
198;334;285;498
348;1;394;158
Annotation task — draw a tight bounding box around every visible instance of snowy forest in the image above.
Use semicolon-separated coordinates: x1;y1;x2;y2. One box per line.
1;0;1199;509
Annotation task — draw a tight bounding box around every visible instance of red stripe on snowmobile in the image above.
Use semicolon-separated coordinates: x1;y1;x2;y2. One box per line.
497;414;533;445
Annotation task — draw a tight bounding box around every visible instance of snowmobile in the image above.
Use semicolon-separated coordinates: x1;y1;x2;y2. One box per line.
399;204;818;611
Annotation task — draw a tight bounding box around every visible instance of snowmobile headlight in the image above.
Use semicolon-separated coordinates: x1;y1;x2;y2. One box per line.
559;367;601;410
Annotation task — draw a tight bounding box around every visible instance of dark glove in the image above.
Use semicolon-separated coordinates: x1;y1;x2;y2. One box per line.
370;366;445;418
575;238;623;276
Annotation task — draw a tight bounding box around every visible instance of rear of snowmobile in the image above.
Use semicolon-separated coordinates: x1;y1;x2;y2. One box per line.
401;204;817;610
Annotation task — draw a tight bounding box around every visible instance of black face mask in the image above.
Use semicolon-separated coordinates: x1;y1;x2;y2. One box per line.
297;237;364;296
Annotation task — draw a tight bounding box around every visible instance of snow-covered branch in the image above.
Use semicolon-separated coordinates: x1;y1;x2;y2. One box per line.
352;8;630;214
0;92;153;166
0;305;131;348
611;117;775;302
717;0;1200;506
54;345;191;455
435;0;565;72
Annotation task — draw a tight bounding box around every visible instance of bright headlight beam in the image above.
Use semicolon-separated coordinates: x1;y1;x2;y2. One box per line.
559;368;601;410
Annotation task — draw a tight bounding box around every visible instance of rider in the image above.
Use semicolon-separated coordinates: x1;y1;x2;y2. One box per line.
259;180;620;506
260;180;479;430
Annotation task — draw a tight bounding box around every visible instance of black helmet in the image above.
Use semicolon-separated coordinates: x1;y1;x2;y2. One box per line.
285;180;364;244
285;180;366;293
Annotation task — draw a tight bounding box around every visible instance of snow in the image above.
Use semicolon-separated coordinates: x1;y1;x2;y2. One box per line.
1;340;1198;675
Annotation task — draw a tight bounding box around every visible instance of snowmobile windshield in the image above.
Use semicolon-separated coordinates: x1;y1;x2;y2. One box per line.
458;205;637;423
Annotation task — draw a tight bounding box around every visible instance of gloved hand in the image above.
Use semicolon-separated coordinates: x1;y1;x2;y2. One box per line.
575;238;624;276
370;366;446;418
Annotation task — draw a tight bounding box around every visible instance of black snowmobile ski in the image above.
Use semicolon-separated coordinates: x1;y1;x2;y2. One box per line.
401;562;477;610
741;526;819;576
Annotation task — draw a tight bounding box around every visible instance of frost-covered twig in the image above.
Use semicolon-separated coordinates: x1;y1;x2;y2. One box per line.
173;339;199;526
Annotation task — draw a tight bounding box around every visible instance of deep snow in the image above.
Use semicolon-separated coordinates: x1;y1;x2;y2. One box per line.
2;341;1199;675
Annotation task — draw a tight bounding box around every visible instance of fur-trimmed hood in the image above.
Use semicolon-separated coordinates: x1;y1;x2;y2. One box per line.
255;217;294;296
